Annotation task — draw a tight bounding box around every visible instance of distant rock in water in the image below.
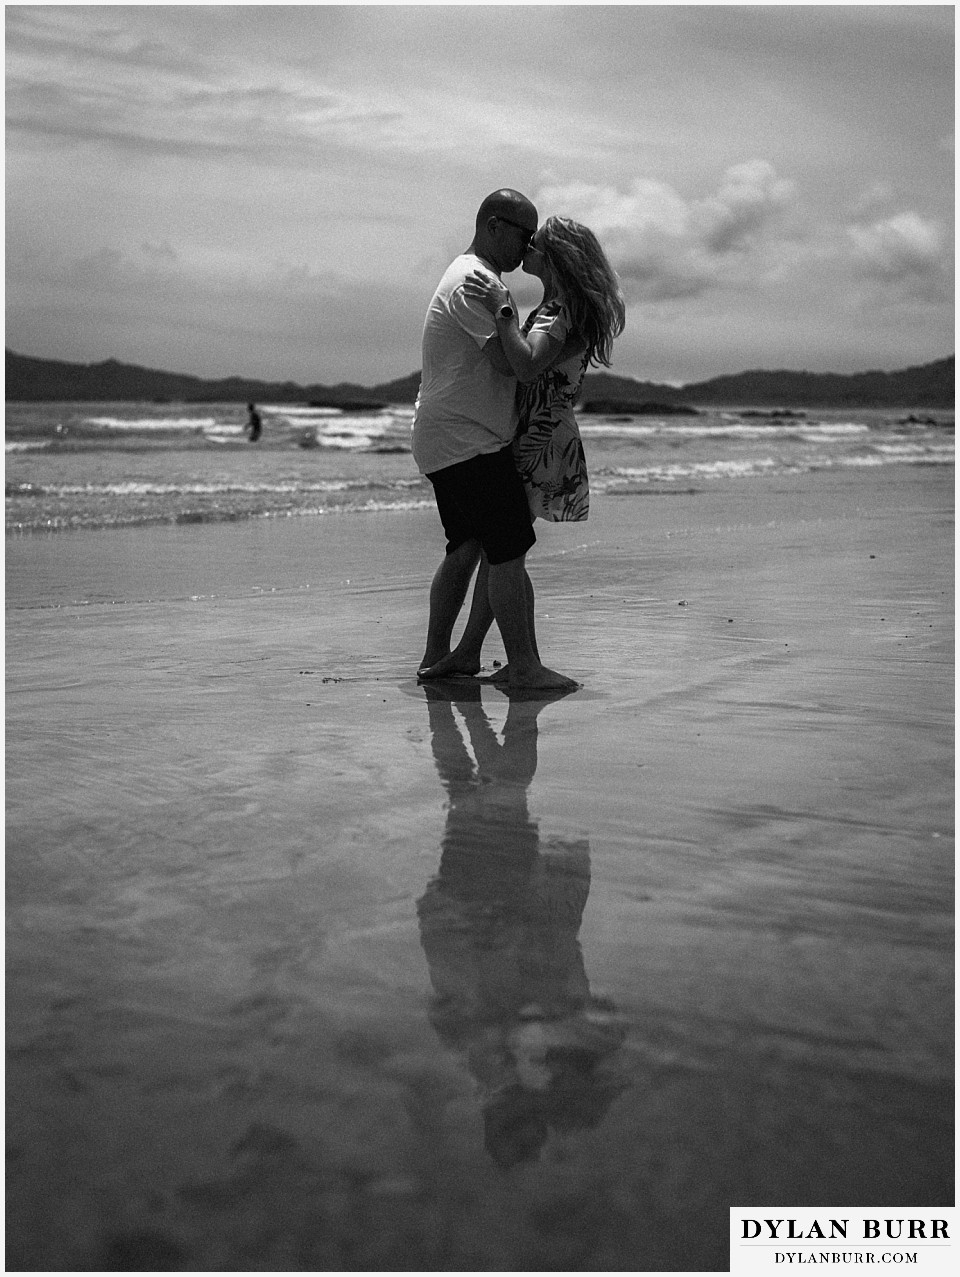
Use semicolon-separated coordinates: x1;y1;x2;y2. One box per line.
739;408;807;420
580;399;699;416
309;399;386;411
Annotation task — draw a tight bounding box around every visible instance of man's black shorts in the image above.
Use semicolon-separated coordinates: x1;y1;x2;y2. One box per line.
427;445;536;566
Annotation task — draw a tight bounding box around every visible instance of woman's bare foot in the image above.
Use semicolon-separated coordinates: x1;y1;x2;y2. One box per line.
417;651;482;680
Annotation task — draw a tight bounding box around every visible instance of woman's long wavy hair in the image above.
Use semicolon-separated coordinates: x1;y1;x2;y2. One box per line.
538;216;626;368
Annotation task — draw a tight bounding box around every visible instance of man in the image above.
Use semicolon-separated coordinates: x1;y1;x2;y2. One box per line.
412;189;577;691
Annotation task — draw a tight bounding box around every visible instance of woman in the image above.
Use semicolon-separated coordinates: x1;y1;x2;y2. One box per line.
448;216;625;680
465;215;625;523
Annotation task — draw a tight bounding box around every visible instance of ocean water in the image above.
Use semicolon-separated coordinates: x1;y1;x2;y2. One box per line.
5;399;954;533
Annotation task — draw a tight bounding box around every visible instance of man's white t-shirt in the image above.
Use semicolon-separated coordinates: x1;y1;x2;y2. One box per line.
412;254;518;475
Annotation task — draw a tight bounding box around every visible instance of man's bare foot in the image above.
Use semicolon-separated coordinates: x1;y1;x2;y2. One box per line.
507;663;581;691
417;651;482;680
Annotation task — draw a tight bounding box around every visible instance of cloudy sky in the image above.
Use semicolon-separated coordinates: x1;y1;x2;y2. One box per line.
5;2;954;387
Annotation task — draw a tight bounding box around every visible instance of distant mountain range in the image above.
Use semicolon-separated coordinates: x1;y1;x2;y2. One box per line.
4;349;954;409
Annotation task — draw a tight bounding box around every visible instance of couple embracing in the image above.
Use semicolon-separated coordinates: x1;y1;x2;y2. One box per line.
413;188;625;691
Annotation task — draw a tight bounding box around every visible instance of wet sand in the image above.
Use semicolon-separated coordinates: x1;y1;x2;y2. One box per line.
5;467;953;1271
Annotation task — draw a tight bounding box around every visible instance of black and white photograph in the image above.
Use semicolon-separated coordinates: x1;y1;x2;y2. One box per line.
5;3;954;1271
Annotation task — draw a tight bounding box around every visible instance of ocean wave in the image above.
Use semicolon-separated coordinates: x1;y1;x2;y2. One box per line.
6;494;435;533
265;405;344;418
313;411;410;441
598;458;783;486
81;415;222;430
824;452;954;469
869;441;955;460
579;420;871;441
6;478;375;498
592;445;954;488
203;424;246;437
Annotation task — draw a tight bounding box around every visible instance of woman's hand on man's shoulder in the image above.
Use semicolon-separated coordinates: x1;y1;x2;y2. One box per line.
462;270;508;316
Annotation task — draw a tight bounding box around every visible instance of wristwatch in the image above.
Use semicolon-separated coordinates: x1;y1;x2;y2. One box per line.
496;303;515;320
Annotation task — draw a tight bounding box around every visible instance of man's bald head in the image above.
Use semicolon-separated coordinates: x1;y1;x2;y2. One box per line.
476;189;538;234
472;189;538;274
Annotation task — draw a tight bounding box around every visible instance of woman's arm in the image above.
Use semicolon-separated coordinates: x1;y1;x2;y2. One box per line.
496;314;563;384
481;336;514;377
462;271;571;383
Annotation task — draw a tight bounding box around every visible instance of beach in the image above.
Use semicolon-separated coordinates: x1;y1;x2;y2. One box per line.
5;464;954;1271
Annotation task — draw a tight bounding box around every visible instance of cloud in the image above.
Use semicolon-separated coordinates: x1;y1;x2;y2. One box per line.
533;162;800;302
5;69;406;170
140;240;178;263
3;6;647;183
847;211;951;298
848;182;897;220
52;244;347;307
692;161;796;254
62;248;128;291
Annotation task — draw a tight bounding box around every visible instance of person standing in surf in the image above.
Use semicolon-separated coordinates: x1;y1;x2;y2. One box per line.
246;403;262;443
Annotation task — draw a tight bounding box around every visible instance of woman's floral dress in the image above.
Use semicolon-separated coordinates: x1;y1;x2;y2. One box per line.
512;300;590;521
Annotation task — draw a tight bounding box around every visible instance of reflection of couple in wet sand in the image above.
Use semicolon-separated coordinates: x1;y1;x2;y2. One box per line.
417;683;627;1167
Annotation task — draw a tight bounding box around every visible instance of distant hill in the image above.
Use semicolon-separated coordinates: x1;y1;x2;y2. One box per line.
579;358;954;410
3;351;396;408
678;357;954;409
4;350;954;409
